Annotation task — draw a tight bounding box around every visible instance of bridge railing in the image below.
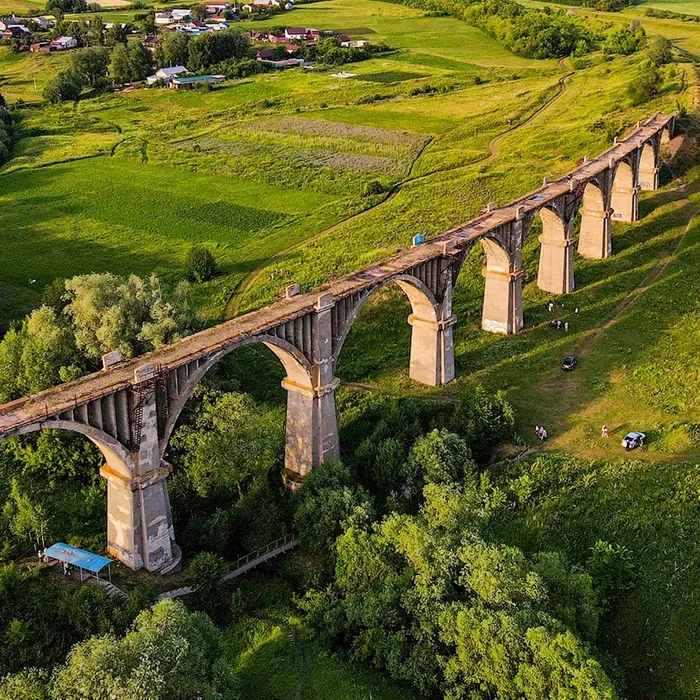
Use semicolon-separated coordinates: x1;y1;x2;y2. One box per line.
224;532;297;580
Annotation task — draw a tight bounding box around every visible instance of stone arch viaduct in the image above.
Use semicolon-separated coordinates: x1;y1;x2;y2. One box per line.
0;113;675;572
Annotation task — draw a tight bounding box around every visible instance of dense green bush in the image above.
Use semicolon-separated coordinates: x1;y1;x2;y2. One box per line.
0;273;192;402
187;28;249;72
0;564;155;677
627;59;662;106
603;25;647;55
43;70;83;104
385;0;594;59
0;93;15;167
0;600;236;699
186;245;217;283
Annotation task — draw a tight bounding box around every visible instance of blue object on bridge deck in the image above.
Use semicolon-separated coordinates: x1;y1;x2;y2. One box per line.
43;543;113;575
412;234;425;246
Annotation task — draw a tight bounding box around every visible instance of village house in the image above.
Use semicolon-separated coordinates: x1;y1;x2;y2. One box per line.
155;12;174;25
255;48;274;60
170;74;225;89
155;8;191;24
204;1;228;13
284;26;306;40
50;35;78;50
243;0;280;10
3;15;52;30
337;34;351;47
144;35;161;50
146;65;190;85
1;25;29;39
30;41;55;52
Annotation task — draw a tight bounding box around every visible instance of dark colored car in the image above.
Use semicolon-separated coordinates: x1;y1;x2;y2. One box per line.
561;355;577;371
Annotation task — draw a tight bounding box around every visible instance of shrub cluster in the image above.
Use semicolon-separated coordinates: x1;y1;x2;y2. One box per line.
296;429;620;699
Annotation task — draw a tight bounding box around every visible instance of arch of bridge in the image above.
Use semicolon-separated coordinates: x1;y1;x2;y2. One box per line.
12;419;135;478
331;273;439;368
162;333;314;445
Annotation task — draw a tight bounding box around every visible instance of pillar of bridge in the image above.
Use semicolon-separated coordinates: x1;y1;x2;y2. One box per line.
481;269;524;334
537;208;575;295
480;234;524;334
101;365;177;573
578;182;612;260
407;314;456;385
283;294;339;488
638;143;659;191
610;162;638;223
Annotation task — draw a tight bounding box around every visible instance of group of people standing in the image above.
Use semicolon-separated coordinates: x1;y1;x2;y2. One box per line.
534;425;548;440
547;300;579;332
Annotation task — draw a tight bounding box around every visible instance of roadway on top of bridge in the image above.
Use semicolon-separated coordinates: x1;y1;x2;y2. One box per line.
0;113;674;437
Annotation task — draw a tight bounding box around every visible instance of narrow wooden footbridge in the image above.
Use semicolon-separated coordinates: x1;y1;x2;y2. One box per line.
158;534;299;600
0;113;675;574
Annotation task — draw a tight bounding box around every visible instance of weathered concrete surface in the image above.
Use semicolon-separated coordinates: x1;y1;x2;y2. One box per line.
0;113;675;571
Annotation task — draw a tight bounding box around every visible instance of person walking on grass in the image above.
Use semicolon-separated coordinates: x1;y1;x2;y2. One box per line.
602;425;609;439
564;321;569;332
548;301;554;312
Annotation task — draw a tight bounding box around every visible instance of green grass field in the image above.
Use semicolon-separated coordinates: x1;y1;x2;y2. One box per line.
630;0;700;17
493;452;700;699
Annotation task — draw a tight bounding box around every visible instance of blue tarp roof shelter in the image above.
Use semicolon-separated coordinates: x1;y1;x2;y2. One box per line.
44;543;113;580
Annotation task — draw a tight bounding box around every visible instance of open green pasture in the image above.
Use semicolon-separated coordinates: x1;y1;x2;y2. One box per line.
628;0;700;17
0;156;341;326
0;47;70;104
236;53;688;308
522;0;700;57
224;582;416;700
253;0;556;69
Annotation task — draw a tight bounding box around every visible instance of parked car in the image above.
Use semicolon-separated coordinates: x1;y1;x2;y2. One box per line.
561;355;577;371
621;431;645;451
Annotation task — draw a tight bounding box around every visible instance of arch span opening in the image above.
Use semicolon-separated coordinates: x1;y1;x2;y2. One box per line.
334;274;450;387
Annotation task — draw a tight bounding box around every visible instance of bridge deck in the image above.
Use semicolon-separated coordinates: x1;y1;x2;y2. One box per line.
0;114;673;436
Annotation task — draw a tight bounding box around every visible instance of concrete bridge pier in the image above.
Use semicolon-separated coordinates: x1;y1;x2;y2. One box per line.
638;143;660;191
537;208;575;295
407;314;456;385
610;186;638;222
283;293;340;487
611;162;639;222
578;208;612;259
103;367;177;572
282;376;340;487
481;269;524;334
